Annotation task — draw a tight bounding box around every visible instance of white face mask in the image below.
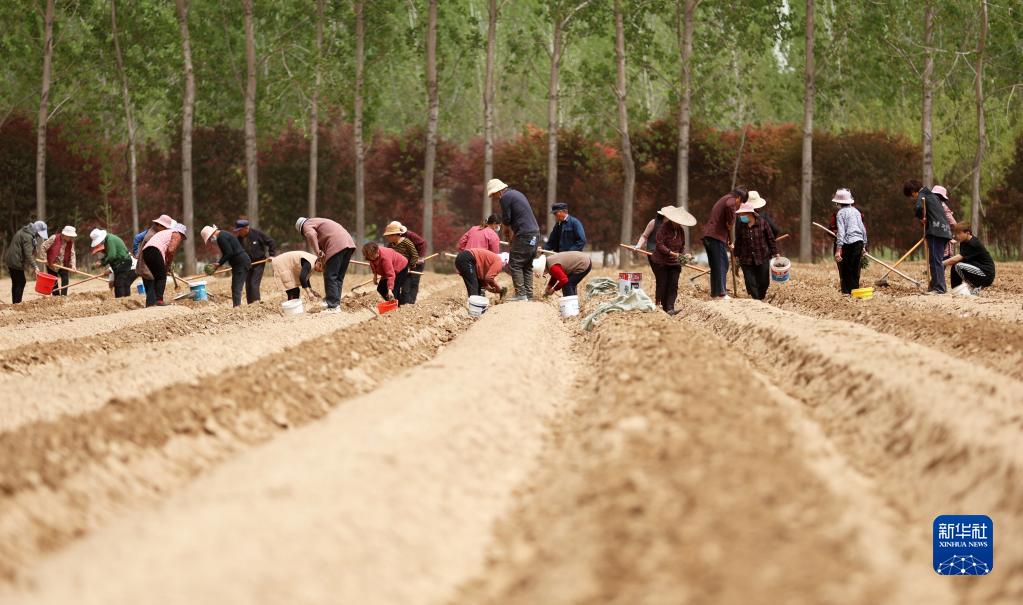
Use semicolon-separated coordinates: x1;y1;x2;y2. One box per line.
494;225;501;233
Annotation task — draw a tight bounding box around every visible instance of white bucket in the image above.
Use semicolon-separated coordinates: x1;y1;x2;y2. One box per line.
951;283;973;297
617;272;643;296
770;256;791;282
467;295;489;317
281;299;305;316
559;295;580;318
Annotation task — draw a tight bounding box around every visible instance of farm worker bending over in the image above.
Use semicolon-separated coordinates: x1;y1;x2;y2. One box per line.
383;221;422;305
544;203;586;253
40;226;78;296
488;178;539;302
944;223;995;295
297;217;356;312
734;202;780;301
272;250;322;301
364;242;408;304
652;206;695;316
90;228;134;298
202;225;251;307
702;187;747;299
457;214;501;254
454;248;506;298
905;179;953;294
4;220;47;304
141;222;186;307
135;215;175;298
542;250;592;298
833;188;867;295
234;218;276;304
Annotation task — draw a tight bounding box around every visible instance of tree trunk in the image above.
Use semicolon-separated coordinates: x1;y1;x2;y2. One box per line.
800;0;814;262
971;0;988;236
354;0;366;255
482;0;498;220
614;0;634;270
111;0;140;235
921;2;934;187
242;0;259;226
308;0;324;219
675;0;696;244
422;0;438;254
176;0;196;271
35;0;55;223
546;24;562;237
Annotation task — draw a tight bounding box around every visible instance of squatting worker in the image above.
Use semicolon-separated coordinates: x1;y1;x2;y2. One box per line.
702;187;748;299
141;222;186;307
389;221;427;304
272;250;323;301
202;225;251;307
457;214;501;253
40;226;78;296
488;178;539;301
652;206;696;316
904;179;953;294
454;248;506;298
944;223;996;294
90;228;135;298
297;217;356;311
135;215;175;299
833;188;867;295
363;242;408;304
544;202;586;253
734;202;780;300
542;250;592;298
234;218;276;304
4;220;47;304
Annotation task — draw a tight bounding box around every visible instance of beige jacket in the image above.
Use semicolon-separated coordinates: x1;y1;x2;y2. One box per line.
273;251;318;290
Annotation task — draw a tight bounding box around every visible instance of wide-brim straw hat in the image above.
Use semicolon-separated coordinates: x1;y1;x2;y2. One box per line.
61;226;77;238
89;228;107;249
486;178;509;197
201;225;217;244
383;221;405;237
657;205;697;227
932;185;949;200
736;202;757;215
747;191;767;209
832;188;855;204
152;214;175;230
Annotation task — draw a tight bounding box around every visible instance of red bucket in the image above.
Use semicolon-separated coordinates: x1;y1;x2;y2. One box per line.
377;299;398;315
35;272;57;295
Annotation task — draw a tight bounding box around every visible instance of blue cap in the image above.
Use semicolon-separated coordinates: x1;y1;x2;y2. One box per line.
235;219;250;228
551;203;569;213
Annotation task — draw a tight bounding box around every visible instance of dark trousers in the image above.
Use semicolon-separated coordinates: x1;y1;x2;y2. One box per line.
837;241;864;294
142;247;167;306
926;236;950;293
246;260;265;303
455;251;482;297
703;237;729;297
9;268;26;304
563;263;592;297
50;269;70;296
285;287;301;300
112;261;134;298
651;262;681;312
509;231;538;298
377;267;409;303
740;263;771;300
950;263;994;289
400;263;423;304
228;254;251;307
323;248;354;309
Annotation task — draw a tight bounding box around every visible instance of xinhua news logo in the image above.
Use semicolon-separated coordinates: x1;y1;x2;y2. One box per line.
933;515;993;576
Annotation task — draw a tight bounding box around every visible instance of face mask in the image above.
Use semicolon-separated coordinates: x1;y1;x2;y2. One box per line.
739;216;750;224
494;225;501;233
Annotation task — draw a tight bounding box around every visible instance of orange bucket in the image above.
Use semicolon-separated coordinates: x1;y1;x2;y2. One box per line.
35;272;57;295
377;299;398;315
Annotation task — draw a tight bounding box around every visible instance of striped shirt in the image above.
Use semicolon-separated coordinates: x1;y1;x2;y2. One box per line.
835;207;867;247
387;237;419;267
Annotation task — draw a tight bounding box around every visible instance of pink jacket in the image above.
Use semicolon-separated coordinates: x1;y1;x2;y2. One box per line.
457;226;500;254
302;218;356;259
370;246;409;291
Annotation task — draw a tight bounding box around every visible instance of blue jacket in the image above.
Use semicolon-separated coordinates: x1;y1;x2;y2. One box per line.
132;229;148;255
544;214;586;252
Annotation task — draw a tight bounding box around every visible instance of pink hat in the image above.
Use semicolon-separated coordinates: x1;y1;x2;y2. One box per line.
735;202;757;215
152;214;175;229
932;185;949;200
832;188;855;204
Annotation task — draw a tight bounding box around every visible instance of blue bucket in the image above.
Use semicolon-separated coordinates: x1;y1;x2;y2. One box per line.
136;282;146;295
190;280;208;301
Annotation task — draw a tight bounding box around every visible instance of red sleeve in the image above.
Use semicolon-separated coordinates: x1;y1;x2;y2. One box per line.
549;264;569;290
488;230;500;254
457;230;469;251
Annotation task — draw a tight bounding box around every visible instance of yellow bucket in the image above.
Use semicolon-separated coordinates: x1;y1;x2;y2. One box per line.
851;287;874;300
